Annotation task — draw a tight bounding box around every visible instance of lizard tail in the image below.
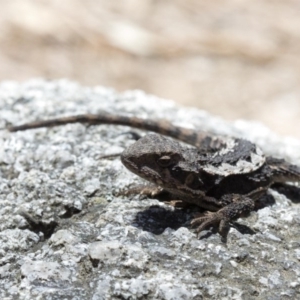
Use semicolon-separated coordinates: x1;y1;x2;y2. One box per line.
267;156;300;183
7;112;206;146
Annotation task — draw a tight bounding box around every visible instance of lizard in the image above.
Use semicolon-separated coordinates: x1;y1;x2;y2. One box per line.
6;113;300;237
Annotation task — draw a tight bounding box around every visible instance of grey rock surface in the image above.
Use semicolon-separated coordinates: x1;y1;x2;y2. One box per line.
0;79;300;299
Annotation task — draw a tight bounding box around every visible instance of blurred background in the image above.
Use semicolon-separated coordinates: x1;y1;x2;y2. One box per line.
1;0;300;138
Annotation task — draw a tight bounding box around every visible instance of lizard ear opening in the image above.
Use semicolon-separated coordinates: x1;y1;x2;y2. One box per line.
185;173;203;189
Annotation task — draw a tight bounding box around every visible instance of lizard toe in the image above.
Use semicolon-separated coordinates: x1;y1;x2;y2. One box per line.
191;211;229;235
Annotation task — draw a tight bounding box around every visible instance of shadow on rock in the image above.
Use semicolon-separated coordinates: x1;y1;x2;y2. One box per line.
271;183;300;203
133;205;191;235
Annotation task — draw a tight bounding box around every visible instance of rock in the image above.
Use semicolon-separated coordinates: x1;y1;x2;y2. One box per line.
0;79;300;299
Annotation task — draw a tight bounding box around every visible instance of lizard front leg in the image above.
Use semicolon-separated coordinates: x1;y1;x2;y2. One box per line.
191;194;255;236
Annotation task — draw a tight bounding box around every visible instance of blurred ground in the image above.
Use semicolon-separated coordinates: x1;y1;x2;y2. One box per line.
1;0;300;138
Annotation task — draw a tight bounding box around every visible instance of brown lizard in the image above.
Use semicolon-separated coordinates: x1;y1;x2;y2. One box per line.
7;113;300;237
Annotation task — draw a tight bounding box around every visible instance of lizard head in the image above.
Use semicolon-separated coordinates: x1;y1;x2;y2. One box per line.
121;134;210;194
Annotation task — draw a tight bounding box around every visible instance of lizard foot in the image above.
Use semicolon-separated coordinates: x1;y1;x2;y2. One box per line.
191;211;230;236
166;200;191;208
191;195;255;237
116;185;165;198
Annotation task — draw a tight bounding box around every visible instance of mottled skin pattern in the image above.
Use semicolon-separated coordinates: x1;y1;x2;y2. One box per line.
7;113;300;237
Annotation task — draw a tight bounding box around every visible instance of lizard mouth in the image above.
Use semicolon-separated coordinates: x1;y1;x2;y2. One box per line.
139;166;164;185
122;158;164;185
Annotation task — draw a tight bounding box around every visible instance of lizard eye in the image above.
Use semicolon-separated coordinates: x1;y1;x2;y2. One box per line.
157;155;173;167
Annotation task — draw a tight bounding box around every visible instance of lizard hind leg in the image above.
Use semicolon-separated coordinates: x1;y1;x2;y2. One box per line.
191;194;255;237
